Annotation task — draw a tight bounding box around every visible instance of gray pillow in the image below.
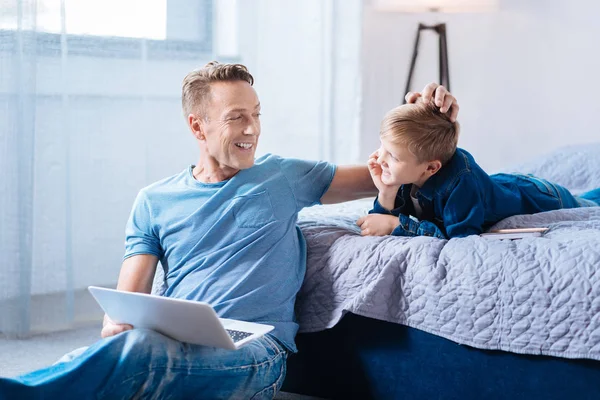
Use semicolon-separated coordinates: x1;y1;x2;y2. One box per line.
495;142;600;195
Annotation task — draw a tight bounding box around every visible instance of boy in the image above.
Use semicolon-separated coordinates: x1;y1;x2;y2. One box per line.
357;100;600;239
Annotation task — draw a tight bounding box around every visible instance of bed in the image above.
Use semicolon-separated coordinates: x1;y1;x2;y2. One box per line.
282;143;600;399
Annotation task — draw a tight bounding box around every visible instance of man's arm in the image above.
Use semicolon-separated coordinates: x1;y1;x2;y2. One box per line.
100;254;158;338
116;254;158;293
320;165;376;204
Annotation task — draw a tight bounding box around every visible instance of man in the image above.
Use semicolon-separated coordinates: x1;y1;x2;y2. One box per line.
0;62;458;399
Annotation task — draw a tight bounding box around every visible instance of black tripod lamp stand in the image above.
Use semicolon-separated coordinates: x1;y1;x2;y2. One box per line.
404;22;450;103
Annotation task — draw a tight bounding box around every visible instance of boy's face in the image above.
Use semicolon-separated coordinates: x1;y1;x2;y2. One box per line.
376;137;432;187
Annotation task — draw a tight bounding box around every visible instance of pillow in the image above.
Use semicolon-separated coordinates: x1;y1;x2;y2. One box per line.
495;142;600;195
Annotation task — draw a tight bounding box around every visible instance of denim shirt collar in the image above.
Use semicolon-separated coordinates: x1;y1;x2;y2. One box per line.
412;149;470;201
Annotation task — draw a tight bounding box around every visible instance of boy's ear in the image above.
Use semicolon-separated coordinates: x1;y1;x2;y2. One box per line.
427;160;442;176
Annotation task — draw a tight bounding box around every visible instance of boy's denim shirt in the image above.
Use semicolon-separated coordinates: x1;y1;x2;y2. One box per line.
369;148;580;239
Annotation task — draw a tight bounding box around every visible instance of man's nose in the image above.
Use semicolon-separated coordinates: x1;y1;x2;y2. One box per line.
243;120;259;135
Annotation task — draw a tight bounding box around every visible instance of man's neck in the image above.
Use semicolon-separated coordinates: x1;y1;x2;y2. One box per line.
193;158;239;183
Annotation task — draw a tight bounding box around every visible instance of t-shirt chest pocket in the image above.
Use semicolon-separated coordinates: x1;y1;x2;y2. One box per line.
232;190;276;228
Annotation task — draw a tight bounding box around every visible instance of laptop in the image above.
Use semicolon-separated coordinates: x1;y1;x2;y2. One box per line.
88;286;274;350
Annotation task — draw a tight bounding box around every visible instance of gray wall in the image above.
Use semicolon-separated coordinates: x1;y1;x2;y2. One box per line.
240;0;362;164
361;0;600;171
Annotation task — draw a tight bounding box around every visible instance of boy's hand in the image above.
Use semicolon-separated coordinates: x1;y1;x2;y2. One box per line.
368;150;400;196
405;83;459;122
368;151;401;210
357;214;400;236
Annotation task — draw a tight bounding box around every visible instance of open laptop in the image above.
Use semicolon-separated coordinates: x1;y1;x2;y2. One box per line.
88;286;274;350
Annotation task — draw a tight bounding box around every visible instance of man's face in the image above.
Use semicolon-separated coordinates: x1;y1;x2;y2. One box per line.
377;137;430;187
196;80;261;171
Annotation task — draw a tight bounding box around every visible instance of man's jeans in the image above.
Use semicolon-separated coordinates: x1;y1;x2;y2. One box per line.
0;329;287;399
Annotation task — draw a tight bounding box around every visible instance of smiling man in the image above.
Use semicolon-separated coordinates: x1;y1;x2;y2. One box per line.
0;62;458;399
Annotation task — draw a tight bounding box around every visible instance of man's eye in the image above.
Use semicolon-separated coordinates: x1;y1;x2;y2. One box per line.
229;116;242;121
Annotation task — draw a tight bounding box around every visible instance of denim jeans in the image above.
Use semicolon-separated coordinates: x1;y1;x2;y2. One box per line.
0;329;287;400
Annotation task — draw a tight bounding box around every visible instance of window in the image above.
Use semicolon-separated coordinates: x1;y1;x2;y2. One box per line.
0;0;214;58
2;0;166;39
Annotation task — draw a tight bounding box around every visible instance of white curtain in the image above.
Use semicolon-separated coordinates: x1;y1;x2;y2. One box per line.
0;0;214;336
0;0;363;337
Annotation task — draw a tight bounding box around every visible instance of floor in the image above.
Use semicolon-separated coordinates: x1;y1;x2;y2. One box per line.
0;324;322;399
0;324;102;378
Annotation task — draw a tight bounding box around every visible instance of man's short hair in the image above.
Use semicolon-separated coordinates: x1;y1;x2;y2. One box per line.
380;99;460;164
181;61;255;118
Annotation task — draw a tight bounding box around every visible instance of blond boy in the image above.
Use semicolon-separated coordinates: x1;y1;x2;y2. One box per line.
358;100;600;239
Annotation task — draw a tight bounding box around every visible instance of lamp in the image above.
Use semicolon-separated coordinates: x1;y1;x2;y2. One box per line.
373;0;498;102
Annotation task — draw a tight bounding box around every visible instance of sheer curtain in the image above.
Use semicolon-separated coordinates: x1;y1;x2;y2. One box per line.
0;0;362;337
0;0;215;336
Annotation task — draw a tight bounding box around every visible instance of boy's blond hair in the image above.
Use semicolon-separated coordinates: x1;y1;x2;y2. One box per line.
181;61;254;119
380;100;460;164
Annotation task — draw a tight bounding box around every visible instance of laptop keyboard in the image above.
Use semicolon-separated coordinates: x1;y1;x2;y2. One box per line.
226;329;253;343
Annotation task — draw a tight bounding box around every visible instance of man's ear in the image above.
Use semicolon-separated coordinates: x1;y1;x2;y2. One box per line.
188;114;205;141
427;160;442;176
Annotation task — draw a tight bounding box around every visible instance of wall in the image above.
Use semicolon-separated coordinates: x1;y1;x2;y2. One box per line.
239;0;362;164
361;0;600;171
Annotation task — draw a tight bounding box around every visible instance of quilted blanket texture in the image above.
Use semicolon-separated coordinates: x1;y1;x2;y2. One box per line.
295;143;600;360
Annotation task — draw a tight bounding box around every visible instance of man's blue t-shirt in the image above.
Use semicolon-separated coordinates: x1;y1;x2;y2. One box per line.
124;154;336;352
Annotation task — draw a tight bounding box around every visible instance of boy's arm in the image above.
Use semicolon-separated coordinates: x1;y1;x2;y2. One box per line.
441;175;486;238
358;212;448;239
390;214;448;239
358;191;430;237
389;175;486;239
359;174;486;239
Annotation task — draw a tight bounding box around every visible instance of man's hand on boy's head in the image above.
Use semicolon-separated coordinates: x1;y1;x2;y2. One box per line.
357;214;400;236
406;83;459;122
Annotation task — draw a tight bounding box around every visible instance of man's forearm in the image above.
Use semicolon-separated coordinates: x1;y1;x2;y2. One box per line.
321;165;377;204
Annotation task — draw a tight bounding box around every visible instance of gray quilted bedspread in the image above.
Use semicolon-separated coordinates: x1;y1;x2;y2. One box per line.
295;143;600;360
